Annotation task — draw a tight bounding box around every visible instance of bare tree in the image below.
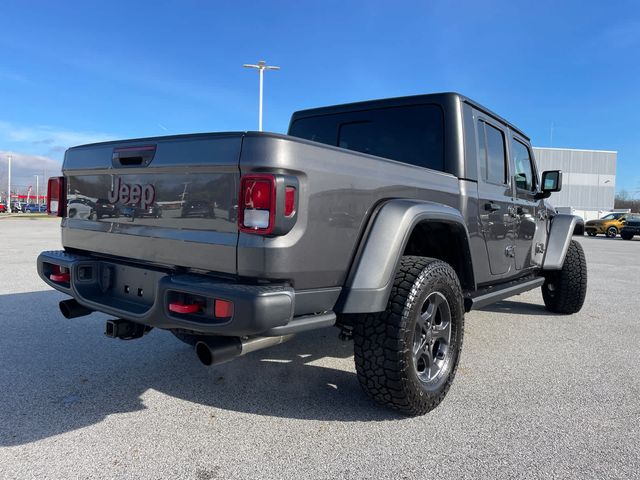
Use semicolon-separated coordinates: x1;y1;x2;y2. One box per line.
615;190;640;212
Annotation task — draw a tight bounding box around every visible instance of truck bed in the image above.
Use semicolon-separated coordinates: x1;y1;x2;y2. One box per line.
61;131;462;291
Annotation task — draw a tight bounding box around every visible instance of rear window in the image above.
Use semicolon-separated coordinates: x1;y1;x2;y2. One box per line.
289;104;444;171
478;120;507;185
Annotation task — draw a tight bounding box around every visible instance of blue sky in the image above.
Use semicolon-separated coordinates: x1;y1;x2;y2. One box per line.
1;0;639;194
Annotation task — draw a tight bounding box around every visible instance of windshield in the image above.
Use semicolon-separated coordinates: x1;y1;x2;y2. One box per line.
601;213;623;220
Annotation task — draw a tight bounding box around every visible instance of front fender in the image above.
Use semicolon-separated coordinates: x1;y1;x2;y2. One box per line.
542;214;579;270
337;199;471;313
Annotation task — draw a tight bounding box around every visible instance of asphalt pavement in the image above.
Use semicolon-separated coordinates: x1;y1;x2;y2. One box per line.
0;217;638;479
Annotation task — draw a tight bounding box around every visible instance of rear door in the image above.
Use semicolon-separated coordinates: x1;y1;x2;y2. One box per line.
474;113;516;278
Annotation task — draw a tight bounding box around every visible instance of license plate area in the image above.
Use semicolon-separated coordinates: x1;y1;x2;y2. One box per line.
73;261;165;315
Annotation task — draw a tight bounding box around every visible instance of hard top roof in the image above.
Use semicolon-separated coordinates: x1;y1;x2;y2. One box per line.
290;92;529;141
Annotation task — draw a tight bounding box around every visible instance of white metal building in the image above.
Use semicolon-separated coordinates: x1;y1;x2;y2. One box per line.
533;147;617;221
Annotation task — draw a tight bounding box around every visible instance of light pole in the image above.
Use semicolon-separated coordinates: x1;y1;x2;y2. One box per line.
243;60;280;131
34;175;39;205
7;155;11;208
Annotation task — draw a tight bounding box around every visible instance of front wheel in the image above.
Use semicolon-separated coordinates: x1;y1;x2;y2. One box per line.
606;226;618;238
542;240;587;314
353;256;464;416
621;233;634;240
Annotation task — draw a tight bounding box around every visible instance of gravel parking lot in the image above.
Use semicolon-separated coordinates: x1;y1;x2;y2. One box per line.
1;217;638;479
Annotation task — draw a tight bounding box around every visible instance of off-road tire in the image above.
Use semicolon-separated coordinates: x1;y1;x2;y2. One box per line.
542;240;587;314
606;226;618;238
353;256;464;416
621;233;634;240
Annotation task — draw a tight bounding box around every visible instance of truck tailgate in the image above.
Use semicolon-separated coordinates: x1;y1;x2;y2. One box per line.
61;133;242;274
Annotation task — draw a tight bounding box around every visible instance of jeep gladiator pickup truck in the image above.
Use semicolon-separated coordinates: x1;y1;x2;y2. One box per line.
38;93;587;415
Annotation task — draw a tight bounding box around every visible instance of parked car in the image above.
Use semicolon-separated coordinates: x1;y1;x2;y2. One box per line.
11;201;24;213
121;202;162;220
621;215;640;240
180;200;215;218
67;198;96;219
23;203;47;213
38;92;587;416
585;213;635;238
0;203;7;213
94;198;121;219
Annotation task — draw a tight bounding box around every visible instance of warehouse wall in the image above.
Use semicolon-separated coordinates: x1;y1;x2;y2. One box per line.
532;147;617;211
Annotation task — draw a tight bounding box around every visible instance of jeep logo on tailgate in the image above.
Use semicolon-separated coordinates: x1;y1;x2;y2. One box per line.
107;177;156;209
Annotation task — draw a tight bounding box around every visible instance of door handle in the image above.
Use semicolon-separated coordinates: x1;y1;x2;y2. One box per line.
485;202;501;212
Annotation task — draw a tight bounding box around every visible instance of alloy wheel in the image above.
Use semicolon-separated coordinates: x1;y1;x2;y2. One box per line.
412;292;452;383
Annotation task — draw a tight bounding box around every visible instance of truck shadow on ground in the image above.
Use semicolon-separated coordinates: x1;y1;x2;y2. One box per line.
0;290;403;447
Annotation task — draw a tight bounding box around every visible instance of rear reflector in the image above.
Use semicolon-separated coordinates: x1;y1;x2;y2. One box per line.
50;273;71;282
284;186;296;217
49;265;70;283
215;299;234;318
168;302;201;314
47;176;66;217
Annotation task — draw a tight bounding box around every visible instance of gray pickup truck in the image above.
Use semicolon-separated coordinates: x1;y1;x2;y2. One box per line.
38;93;587;415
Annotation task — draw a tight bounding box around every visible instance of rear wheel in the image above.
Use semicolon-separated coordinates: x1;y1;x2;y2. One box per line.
621;232;634;240
353;256;464;416
606;226;618;238
542;240;587;314
587;231;597;237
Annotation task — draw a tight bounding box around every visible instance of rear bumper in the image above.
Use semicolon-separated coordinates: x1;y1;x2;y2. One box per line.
37;250;298;336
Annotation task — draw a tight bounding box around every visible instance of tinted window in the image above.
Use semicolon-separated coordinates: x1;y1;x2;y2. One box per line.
289;104;444;171
478;121;507;185
512;139;535;191
287;115;337;145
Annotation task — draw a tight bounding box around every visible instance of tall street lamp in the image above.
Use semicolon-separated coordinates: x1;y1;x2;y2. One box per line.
243;60;280;131
34;174;40;205
7;155;11;207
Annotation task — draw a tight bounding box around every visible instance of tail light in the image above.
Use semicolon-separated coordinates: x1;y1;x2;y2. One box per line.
238;173;299;235
47;176;66;217
239;174;276;234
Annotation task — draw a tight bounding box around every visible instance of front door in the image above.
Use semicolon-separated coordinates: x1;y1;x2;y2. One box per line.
510;135;543;270
475;116;515;277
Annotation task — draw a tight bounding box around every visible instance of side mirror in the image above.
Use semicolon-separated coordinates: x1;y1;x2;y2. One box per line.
535;170;562;199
